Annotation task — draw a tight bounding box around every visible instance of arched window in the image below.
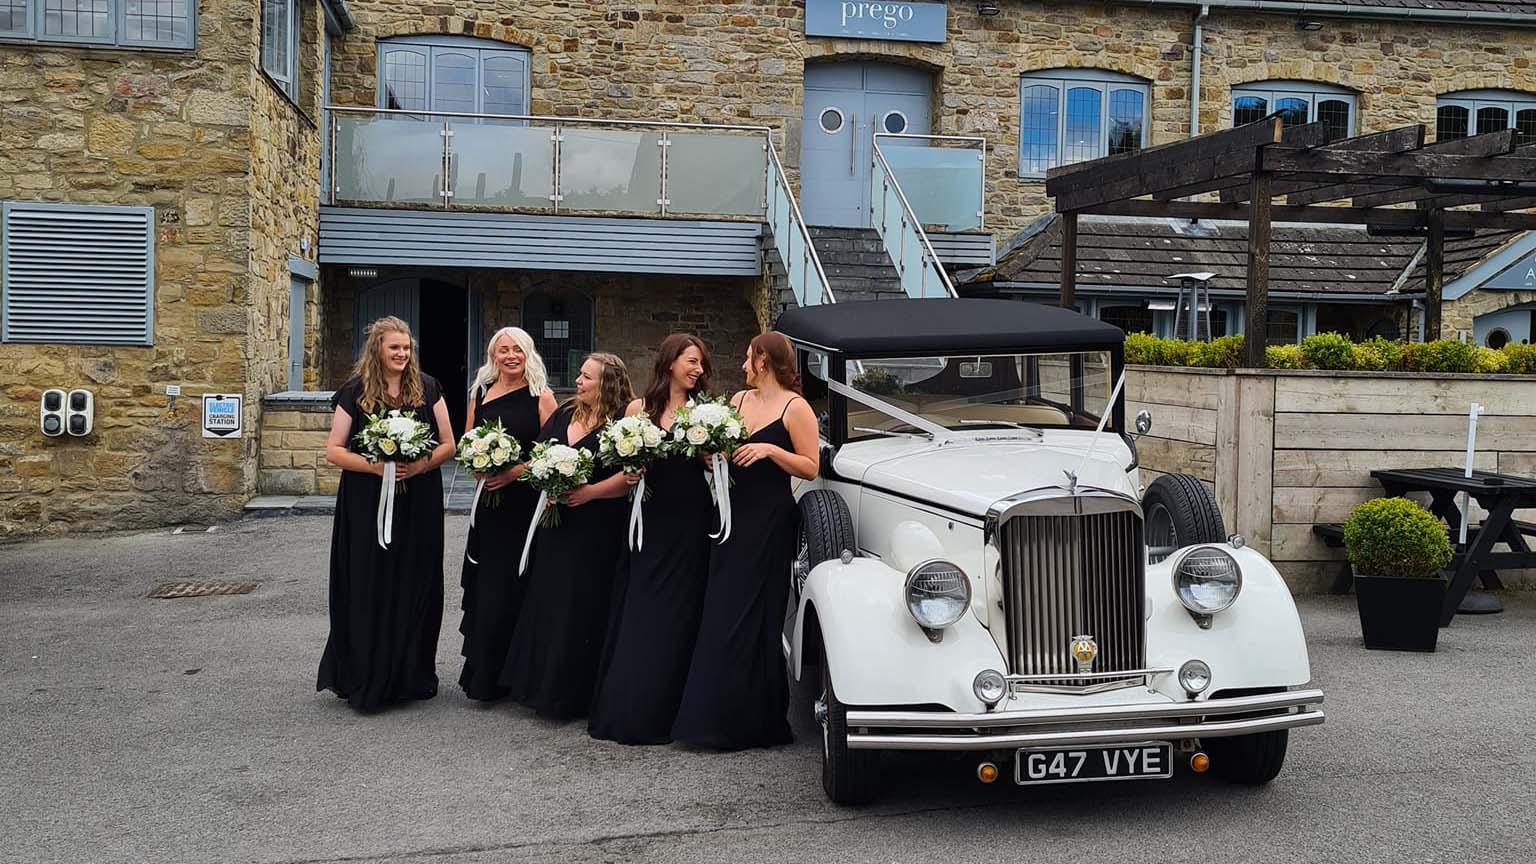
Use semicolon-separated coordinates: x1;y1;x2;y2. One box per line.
377;35;529;116
1437;90;1536;145
1019;69;1150;176
1231;81;1356;139
522;289;593;389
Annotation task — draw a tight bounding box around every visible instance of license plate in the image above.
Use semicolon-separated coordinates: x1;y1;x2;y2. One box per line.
1014;742;1173;785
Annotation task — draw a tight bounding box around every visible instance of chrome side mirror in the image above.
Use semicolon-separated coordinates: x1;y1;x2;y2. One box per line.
1134;409;1153;437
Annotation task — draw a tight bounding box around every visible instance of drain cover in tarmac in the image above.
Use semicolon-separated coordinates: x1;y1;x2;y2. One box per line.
146;581;258;599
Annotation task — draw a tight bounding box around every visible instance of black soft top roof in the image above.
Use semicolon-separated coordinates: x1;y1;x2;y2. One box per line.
774;298;1124;357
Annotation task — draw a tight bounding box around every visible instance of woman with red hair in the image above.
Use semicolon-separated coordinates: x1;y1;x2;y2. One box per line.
672;331;820;749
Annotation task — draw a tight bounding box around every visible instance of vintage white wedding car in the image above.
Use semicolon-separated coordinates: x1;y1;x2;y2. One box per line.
775;299;1324;804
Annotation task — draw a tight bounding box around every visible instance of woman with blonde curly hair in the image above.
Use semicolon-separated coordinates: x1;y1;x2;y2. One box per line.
456;326;558;703
501;352;637;719
317;316;455;714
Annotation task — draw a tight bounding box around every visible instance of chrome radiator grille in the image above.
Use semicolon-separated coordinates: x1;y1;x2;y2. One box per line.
1000;509;1145;677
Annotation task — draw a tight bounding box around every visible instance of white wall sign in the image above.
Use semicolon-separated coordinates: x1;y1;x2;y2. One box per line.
202;394;243;438
805;0;948;43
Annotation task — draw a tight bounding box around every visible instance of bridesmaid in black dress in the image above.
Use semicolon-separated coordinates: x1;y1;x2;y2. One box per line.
317;315;456;714
457;326;558;703
501;353;636;720
590;334;714;744
672;332;821;749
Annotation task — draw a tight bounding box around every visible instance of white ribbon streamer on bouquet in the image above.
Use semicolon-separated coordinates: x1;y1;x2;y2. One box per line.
708;454;732;544
463;477;488;565
628;474;646;551
375;461;398;549
518;494;549;575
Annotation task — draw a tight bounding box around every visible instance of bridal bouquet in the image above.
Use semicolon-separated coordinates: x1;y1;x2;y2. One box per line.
518;441;594;573
354;409;437;550
455;420;522;564
598;414;667;550
667;396;748;542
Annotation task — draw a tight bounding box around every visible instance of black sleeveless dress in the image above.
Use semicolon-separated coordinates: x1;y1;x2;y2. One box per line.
672;397;800;749
588;434;713;745
457;384;544;702
317;375;447;714
500;404;626;720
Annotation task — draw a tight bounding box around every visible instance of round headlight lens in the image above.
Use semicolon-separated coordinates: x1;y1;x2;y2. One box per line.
905;559;971;629
973;669;1007;706
1178;659;1212;695
1173;547;1242;614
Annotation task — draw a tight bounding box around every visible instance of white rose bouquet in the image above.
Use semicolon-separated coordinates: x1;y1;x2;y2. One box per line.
667;396;748;542
353;408;437;550
598;414;667;550
518;440;595;573
454;419;522;509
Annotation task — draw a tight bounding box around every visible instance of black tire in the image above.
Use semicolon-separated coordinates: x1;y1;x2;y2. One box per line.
1205;730;1289;785
795;489;855;598
1143;473;1226;564
817;639;880;804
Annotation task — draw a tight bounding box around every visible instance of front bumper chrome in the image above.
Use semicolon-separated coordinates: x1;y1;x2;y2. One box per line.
843;688;1325;751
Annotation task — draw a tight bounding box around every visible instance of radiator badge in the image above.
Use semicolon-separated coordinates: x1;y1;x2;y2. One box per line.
1070;635;1099;674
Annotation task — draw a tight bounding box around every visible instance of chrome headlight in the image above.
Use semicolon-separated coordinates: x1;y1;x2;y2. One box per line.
904;559;971;629
973;669;1007;706
1178;659;1212;695
1172;546;1242;614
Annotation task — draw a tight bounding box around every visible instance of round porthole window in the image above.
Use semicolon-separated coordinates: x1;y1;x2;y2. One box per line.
819;107;845;134
1487;328;1511;350
883;111;909;134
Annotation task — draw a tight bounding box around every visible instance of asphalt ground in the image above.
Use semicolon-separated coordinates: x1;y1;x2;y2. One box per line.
2;515;1533;864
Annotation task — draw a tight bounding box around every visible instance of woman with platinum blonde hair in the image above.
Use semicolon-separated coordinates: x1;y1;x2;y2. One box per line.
457;326;558;703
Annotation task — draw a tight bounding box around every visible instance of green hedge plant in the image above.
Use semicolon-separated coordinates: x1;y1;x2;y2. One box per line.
1120;330;1535;374
1342;497;1453;578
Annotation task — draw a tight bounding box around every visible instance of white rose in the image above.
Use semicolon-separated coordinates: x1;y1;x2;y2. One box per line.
556;459;577;477
641;426;662;447
471;454;490;470
472;438;490;454
491;448;511;464
686;425;709;446
615;437;638;458
386;416;418;438
724;420;742;439
673;425;686;441
378;438;398;456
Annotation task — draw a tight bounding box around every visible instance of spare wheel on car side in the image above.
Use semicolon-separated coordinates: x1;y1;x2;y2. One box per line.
1142;473;1225;564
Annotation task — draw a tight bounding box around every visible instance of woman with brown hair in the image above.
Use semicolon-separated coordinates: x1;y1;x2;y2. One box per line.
672;331;819;749
501;352;635;720
317;316;456;714
590;334;714;744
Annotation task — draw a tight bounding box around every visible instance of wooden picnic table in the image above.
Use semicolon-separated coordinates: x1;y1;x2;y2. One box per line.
1371;468;1536;625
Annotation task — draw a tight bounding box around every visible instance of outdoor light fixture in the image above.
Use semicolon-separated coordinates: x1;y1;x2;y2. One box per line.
348;267;378;280
1296;18;1324;30
977;1;1001;15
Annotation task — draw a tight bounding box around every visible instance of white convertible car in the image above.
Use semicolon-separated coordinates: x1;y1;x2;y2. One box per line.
775;299;1325;804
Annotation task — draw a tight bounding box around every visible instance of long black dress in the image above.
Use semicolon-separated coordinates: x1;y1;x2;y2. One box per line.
588;438;712;744
672;398;800;749
317;375;447;714
457;384;544;702
500;404;626;720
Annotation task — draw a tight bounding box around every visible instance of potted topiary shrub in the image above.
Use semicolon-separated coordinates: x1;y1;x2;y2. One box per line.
1343;497;1454;652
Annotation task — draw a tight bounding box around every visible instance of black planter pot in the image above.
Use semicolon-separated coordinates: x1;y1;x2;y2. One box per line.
1354;569;1446;652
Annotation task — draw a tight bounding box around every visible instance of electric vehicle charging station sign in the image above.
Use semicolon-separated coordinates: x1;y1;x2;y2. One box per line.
202;394;242;438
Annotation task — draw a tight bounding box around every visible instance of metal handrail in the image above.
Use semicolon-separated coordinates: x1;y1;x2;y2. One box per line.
870;134;960;299
766;141;836;305
874;132;988;230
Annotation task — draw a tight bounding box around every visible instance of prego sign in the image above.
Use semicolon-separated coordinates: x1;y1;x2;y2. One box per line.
805;0;948;43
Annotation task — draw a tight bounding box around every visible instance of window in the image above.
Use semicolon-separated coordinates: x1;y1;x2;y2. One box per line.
1098;304;1154;335
1;202;155;346
1265;309;1301;346
378;36;530;116
261;0;300;99
1437;90;1536;146
0;0;192;48
1019;70;1149;176
1232;81;1355;139
522;289;591;389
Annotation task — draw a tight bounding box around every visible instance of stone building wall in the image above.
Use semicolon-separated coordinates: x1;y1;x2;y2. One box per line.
1446;288;1536;341
258;396;341;496
0;8;262;539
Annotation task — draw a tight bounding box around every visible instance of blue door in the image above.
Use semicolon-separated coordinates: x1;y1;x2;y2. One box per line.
799;62;932;227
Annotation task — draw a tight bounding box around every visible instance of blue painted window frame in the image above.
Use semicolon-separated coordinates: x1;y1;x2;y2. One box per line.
0;0;195;50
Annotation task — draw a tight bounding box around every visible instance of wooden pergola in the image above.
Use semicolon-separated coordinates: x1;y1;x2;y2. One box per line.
1043;118;1536;366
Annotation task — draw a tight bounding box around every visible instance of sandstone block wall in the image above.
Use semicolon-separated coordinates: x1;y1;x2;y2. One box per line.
257;398;342;496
